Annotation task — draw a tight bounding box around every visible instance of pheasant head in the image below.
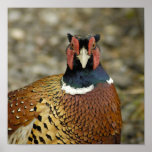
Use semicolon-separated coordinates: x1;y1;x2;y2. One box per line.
66;33;101;70
62;34;110;95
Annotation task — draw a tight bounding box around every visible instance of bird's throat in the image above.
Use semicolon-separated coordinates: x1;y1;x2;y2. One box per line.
62;64;110;90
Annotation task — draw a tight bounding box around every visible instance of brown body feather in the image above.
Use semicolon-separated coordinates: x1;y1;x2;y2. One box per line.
8;74;122;144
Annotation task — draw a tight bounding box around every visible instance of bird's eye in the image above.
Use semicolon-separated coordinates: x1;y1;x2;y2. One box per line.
71;43;74;50
92;42;96;49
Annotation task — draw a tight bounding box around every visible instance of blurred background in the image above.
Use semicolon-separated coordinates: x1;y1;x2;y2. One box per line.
8;8;144;144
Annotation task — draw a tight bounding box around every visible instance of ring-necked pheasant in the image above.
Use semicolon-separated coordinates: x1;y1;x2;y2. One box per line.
8;33;122;144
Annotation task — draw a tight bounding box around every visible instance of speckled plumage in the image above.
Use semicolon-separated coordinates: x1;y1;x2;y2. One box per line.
8;74;122;144
8;34;122;144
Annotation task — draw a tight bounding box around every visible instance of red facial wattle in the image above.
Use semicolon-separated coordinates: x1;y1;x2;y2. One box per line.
67;37;79;70
88;37;100;70
67;47;74;70
88;37;95;55
92;48;100;70
71;37;79;55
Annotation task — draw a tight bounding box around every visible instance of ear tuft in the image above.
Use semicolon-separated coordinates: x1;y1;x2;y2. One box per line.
67;33;73;42
94;34;100;42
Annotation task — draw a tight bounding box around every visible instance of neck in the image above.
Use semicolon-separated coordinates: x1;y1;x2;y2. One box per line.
62;64;110;89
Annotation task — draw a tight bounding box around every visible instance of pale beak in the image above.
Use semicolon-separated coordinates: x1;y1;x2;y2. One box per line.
77;47;90;68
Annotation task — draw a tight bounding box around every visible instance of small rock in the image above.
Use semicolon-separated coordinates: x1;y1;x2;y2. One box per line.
8;10;21;22
104;25;120;35
49;36;59;46
39;11;59;25
35;36;46;46
10;28;25;40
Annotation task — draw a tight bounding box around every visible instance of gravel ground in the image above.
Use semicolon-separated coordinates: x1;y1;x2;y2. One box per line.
8;8;144;144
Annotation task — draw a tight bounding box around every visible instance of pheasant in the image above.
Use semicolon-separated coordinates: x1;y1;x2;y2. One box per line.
8;33;122;144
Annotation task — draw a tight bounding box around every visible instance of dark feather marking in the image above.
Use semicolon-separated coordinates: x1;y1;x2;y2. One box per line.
48;116;52;123
34;106;37;111
37;126;41;132
34;139;38;144
46;134;52;141
39;98;43;103
33;124;37;129
38;115;42;121
46;102;50;107
44;123;48;129
39;136;46;144
55;135;66;144
28;137;33;142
